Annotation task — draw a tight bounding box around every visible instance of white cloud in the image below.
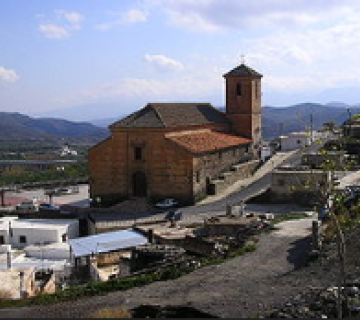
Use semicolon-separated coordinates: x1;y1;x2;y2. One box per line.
122;9;148;24
62;11;83;26
53;69;221;106
144;54;184;72
38;24;69;39
158;0;360;32
38;10;83;39
96;8;148;30
0;66;19;83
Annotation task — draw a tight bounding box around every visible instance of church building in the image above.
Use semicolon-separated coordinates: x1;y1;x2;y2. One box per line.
88;63;263;206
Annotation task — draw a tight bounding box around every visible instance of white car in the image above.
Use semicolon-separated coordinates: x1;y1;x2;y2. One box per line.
155;198;179;208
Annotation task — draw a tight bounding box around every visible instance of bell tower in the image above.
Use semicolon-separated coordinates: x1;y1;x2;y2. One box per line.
223;62;263;156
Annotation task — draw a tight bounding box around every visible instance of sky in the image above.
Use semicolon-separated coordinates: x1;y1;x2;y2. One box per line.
1;0;360;121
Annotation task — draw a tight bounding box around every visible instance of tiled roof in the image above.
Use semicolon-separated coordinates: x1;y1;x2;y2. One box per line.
110;103;229;129
166;130;251;154
223;64;262;78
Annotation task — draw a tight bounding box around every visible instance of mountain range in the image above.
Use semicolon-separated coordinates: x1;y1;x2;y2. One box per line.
1;102;360;145
0;112;109;144
262;103;360;140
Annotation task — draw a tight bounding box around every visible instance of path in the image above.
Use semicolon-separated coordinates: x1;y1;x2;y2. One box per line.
198;150;298;205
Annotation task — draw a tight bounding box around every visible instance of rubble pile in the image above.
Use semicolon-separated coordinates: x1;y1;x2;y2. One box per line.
264;285;360;318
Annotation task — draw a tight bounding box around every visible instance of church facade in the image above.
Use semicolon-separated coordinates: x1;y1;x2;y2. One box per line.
88;63;263;206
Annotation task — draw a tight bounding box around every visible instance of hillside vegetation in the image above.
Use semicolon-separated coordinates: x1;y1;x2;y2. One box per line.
0;112;109;145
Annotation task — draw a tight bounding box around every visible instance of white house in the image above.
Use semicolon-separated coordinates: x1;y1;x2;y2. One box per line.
278;131;312;151
0;217;79;249
60;144;78;157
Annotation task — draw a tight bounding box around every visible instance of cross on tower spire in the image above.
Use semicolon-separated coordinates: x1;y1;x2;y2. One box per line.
240;54;246;65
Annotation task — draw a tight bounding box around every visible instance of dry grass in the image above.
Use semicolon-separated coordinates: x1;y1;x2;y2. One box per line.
87;305;131;318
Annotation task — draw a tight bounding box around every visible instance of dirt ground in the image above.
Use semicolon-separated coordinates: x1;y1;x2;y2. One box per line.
0;216;333;319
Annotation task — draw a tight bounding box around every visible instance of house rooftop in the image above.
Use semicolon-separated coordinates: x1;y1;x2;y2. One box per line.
223;63;263;78
68;229;148;258
110;103;229;129
166;129;251;154
0;218;78;231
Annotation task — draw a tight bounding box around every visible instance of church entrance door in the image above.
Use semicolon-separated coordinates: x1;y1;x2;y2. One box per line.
132;171;147;197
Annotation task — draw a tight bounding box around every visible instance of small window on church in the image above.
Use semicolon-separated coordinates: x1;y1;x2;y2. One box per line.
0;235;4;245
237;83;242;96
219;152;222;160
134;147;143;161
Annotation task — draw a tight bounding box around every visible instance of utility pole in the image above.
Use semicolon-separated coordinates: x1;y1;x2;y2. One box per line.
279;123;284;136
0;188;5;207
347;108;352;137
310;114;314;142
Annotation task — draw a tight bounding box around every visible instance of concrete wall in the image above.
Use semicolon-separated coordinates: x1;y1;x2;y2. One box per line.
192;145;253;199
24;243;70;260
279;134;311;151
0;219;79;249
10;227;64;248
208;160;259;195
270;169;330;202
0;268;36;299
302;153;346;169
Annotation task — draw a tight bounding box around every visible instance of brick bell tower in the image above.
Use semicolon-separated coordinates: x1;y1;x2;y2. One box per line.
223;62;263;157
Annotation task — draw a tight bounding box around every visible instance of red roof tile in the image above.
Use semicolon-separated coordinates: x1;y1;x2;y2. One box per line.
166;130;251;154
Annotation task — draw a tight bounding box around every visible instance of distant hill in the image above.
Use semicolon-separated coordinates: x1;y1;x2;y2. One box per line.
0;112;110;144
89;117;120;128
11;102;360;146
219;103;360;140
262;103;360;140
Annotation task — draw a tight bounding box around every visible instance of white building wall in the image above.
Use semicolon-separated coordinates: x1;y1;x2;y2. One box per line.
280;133;311;151
0;218;79;248
0;229;9;245
10;227;63;248
24;243;71;260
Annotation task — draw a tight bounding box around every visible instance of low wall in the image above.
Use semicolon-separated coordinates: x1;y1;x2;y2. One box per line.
209;160;259;195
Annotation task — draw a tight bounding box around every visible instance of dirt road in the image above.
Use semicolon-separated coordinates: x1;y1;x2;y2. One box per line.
0;217;333;318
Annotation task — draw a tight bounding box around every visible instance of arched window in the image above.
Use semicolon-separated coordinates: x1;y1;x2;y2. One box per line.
237;83;242;96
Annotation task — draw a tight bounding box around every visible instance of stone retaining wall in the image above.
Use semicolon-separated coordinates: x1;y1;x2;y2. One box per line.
208;160;259;195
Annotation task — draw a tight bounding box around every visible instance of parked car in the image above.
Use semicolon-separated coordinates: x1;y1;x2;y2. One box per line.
16;199;39;212
155;198;179;209
38;203;60;212
54;186;79;196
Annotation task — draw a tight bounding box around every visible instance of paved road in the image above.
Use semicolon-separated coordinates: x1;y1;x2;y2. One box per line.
180;145;315;217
